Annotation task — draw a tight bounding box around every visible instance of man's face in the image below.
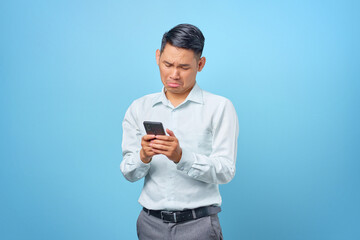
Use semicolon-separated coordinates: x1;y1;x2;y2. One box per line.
156;43;205;96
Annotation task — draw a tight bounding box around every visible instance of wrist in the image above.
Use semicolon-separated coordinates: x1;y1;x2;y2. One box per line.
140;149;152;164
173;148;182;164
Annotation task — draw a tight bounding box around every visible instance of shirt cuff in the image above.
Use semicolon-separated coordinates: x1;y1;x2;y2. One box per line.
176;148;196;173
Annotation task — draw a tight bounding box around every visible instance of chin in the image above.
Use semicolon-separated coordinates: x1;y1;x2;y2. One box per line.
167;88;181;93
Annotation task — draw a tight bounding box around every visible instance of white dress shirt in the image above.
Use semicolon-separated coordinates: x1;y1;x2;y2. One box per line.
120;83;239;211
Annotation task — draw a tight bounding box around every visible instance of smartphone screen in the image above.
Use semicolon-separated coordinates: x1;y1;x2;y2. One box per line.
143;121;166;135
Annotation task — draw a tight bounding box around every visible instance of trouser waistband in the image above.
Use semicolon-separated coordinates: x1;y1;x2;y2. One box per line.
143;206;221;223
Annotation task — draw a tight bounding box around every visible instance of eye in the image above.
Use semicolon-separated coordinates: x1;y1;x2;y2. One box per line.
182;67;190;70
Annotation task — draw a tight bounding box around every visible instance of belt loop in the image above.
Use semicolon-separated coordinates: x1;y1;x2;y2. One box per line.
192;209;196;218
173;212;177;223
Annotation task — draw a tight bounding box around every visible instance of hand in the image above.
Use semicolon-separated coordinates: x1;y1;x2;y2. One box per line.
140;134;157;163
149;129;182;163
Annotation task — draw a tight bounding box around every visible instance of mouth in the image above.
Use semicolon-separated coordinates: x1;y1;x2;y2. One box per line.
167;82;181;88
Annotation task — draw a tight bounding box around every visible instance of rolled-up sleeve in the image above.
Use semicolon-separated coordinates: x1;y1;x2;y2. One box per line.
176;99;239;184
120;102;150;182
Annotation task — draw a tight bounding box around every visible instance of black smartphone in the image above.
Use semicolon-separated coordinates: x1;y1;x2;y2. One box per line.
143;121;166;135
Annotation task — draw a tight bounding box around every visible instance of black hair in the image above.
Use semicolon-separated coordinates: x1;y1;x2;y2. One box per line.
160;24;205;58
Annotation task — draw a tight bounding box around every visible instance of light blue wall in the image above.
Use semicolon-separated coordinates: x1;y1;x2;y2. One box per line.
1;1;359;239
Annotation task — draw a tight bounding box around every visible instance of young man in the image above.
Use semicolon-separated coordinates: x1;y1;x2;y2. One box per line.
120;24;239;240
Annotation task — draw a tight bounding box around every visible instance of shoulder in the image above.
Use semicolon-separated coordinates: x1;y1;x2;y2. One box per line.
202;89;235;108
127;92;161;109
200;89;238;126
124;92;161;120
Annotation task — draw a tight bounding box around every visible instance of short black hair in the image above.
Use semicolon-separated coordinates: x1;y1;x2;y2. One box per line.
160;24;205;58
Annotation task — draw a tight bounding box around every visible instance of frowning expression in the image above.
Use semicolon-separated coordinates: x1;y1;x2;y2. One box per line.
156;43;205;97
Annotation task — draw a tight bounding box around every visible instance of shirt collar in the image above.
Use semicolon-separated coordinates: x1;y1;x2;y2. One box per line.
152;82;203;107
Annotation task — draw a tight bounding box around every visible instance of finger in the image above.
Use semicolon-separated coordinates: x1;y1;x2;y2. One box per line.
152;148;169;155
144;147;158;155
150;143;170;151
150;139;172;146
141;147;156;158
143;134;156;141
142;140;152;148
166;128;175;137
155;135;173;141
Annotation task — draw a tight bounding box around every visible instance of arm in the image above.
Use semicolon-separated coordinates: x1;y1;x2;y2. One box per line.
176;99;239;184
120;103;151;182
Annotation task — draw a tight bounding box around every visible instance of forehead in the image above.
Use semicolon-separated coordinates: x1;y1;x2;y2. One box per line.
161;44;196;63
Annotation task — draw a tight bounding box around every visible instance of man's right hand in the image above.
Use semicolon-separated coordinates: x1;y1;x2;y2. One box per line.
140;134;157;163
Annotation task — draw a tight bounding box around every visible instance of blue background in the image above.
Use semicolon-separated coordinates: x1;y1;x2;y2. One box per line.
1;0;359;239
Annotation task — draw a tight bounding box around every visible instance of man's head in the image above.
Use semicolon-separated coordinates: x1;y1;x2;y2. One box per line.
160;24;205;60
156;24;206;98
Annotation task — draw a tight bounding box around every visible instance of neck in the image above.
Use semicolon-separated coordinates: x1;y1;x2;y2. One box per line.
165;86;194;108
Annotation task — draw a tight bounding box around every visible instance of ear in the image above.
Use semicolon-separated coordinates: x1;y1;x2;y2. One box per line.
197;57;206;72
156;49;161;66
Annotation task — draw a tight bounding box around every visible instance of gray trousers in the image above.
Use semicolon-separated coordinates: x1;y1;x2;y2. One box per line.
136;209;223;240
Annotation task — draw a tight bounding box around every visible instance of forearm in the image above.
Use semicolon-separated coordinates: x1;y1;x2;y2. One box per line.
120;151;151;182
176;148;236;184
121;102;152;182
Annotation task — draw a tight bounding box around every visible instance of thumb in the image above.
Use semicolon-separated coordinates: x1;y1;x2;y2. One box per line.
166;128;175;137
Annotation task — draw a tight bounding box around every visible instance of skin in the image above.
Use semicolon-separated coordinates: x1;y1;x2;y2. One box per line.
140;43;206;164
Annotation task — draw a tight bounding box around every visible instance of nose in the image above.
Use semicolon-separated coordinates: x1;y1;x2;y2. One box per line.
170;68;180;79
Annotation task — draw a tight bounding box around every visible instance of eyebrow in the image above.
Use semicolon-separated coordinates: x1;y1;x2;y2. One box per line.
179;64;191;67
163;60;173;65
163;60;191;67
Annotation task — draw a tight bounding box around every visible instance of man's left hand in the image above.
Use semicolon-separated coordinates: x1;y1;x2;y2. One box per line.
150;129;182;163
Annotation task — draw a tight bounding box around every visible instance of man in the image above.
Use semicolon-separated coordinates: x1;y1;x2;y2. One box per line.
120;24;239;240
